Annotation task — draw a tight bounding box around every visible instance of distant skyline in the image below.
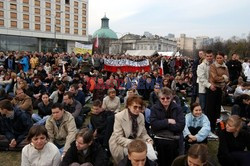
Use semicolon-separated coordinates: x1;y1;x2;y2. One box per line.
89;0;250;40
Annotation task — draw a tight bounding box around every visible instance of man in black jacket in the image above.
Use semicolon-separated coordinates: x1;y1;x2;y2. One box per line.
0;99;33;150
61;128;108;166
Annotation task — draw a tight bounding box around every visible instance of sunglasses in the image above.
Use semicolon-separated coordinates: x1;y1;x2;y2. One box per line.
133;105;142;110
160;97;171;101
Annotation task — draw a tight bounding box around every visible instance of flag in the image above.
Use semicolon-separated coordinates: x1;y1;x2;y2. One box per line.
159;59;164;76
94;34;99;48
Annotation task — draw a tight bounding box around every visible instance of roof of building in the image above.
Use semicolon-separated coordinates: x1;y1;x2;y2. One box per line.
93;15;118;39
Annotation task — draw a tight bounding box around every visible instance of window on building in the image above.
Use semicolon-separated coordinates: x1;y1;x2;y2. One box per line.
74;29;78;35
65;6;70;12
82;10;86;15
0;2;4;9
56;12;61;18
65;28;70;33
56;4;60;10
0;19;4;26
11;21;17;28
46;25;51;31
82;3;86;9
65;13;70;19
10;4;17;10
35;1;40;6
74;15;78;21
45;2;51;8
82;30;86;35
46;18;51;24
23;6;29;12
22;0;29;4
74;8;78;14
56;26;60;32
65;0;70;5
56;0;61;3
35;16;40;22
23;14;29;21
82;17;86;22
35;8;40;14
74;1;78;7
82;23;86;28
46;10;51;16
0;11;4;18
74;22;78;27
35;24;40;30
56;19;60;25
23;22;29;29
65;20;70;26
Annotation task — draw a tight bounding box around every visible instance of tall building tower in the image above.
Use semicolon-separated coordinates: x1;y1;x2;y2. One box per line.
0;0;88;52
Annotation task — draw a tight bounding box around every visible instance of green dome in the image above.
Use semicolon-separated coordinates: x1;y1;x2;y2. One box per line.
93;15;118;39
93;28;118;39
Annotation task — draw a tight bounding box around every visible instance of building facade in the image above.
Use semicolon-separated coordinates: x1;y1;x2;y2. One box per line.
0;0;88;53
177;34;196;56
196;36;213;50
109;34;177;55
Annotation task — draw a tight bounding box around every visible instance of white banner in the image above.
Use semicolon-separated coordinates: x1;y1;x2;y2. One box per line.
104;59;149;67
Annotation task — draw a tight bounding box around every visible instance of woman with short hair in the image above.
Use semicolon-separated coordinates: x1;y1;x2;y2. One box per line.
21;125;61;166
102;88;120;113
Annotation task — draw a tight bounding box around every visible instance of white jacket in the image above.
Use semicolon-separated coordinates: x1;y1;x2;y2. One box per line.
197;60;211;93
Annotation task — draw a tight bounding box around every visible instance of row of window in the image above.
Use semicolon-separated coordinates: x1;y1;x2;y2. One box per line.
0;19;86;35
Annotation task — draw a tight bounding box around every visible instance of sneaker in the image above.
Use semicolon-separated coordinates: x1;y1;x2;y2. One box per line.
208;132;218;140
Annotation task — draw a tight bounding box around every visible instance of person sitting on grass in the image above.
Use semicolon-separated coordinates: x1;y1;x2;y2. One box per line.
61;128;108;166
118;139;157;166
21;125;61;166
0;99;33;150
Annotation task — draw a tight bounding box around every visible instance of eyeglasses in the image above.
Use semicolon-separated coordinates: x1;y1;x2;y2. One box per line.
160;97;171;101
133;105;142;110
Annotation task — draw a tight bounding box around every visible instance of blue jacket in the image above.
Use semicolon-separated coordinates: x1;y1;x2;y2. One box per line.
1;107;33;144
183;113;210;142
19;56;29;72
150;101;185;134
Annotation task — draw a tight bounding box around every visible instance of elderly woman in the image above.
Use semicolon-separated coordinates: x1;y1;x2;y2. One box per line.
109;95;153;165
102;88;120;113
21;125;61;166
150;87;185;166
206;52;229;132
218;115;250;166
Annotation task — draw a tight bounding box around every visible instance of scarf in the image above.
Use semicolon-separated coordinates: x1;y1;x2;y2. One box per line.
128;109;139;139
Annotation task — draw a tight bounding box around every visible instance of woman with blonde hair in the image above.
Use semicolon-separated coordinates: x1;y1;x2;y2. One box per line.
217;115;250;166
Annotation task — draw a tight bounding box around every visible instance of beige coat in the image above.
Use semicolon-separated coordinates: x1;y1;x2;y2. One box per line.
45;111;77;153
11;95;33;114
209;61;229;88
109;109;152;164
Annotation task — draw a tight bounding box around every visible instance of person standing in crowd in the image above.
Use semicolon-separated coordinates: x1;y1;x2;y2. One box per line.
226;53;242;85
21;125;61;166
109;95;153;165
118;139;157;166
206;52;229;132
0;99;33;150
32;92;53;125
217;115;250;166
191;50;205;105
102;88;121;113
196;50;214;113
61;128;108;166
150;87;185;166
45;103;77;156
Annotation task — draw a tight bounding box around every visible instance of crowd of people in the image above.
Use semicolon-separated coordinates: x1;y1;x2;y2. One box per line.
0;50;249;166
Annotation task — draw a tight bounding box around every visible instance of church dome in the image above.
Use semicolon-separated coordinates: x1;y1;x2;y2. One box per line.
93;15;118;39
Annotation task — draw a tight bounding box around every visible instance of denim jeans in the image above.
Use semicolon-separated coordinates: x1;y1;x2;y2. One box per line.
32;114;50;125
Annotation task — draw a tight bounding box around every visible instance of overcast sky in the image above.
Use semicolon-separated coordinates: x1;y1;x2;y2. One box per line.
88;0;250;39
